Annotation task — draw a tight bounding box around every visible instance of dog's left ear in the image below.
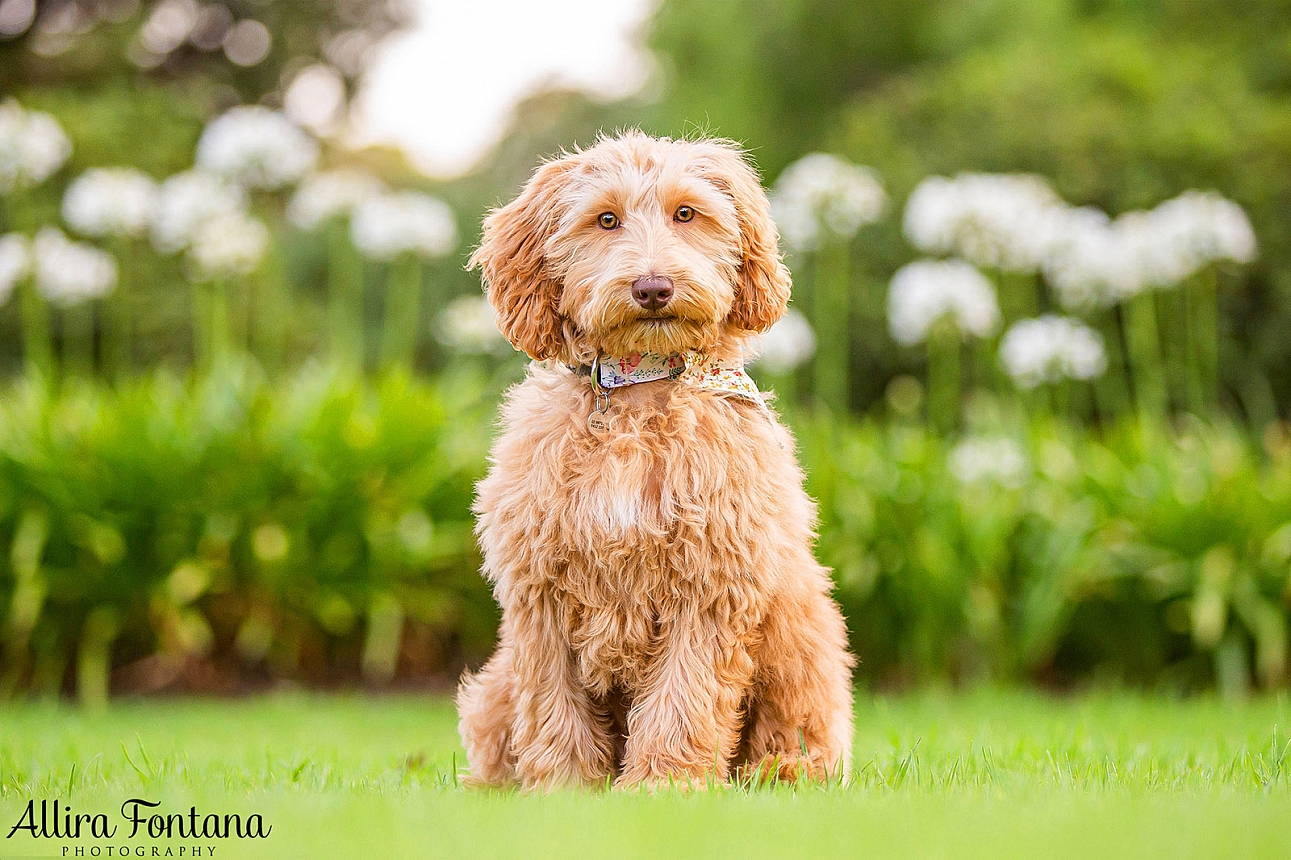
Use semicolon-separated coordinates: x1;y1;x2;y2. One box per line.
693;142;792;333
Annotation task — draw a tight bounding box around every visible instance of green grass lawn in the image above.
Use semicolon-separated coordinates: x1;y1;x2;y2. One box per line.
0;690;1288;859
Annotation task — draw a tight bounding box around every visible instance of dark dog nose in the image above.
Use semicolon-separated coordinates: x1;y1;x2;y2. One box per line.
632;276;674;310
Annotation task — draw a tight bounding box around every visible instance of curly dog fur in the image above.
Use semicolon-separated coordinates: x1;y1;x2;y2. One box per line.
458;131;854;790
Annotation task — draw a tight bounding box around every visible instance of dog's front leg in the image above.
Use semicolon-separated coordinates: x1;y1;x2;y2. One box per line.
739;582;855;784
615;607;755;789
508;590;615;791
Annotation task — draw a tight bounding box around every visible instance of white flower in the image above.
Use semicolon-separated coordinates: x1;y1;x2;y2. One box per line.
287;169;385;230
1146;190;1257;267
748;307;816;374
949;437;1028;488
195;106;319;190
32;228;117;305
770;153;886;252
1195;192;1258;264
1040;206;1129;308
351;192;457;261
903;173;1066;272
903;172;1259;311
999;315;1106;389
150;170;249;253
186;211;269;280
887;259;1001;346
434;295;508;354
62;167;159;239
0;99;72;192
1044;191;1258;310
0;233;29;305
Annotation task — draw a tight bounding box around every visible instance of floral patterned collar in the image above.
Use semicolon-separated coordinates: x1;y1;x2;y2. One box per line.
574;351;764;406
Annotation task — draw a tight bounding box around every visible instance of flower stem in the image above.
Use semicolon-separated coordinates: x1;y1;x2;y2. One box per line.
1156;289;1187;415
254;246;289;373
1092;308;1130;421
927;323;960;435
1185;269;1219;417
812;243;850;411
210;281;231;369
103;239;131;382
62;302;96;379
19;278;54;382
999;271;1039;326
381;255;423;371
190;280;206;370
1125;290;1167;422
192;280;231;373
328;220;365;371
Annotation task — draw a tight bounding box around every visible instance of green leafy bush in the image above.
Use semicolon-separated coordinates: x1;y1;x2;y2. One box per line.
2;367;1289;701
801;405;1291;693
0;362;506;702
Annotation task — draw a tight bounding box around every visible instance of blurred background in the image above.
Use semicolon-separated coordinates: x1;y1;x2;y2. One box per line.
1;0;1289;705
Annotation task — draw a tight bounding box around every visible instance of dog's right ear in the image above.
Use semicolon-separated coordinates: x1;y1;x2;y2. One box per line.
468;158;573;361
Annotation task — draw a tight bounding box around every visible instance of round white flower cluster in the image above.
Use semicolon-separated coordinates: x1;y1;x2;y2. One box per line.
0;99;72;192
62;167;159;239
0;233;29;305
32;228;117;305
904;173;1065;272
147;170;267;278
1044;191;1259;308
770;153;887;252
287;169;385;230
434;295;509;355
195;106;319;190
887;259;1001;346
998;315;1106;389
150;170;249;253
351;192;457;261
186;212;270;281
748;307;817;374
1173;191;1258;264
949;437;1028;488
904;172;1259;308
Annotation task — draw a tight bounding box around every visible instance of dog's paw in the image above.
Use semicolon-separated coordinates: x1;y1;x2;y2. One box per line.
519;775;609;794
612;770;726;793
736;753;840;786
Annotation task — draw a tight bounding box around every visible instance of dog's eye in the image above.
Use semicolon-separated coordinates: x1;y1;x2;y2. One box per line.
598;212;620;230
674;206;695;223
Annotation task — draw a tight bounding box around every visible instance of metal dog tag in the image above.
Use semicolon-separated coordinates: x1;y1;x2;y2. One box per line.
587;409;610;435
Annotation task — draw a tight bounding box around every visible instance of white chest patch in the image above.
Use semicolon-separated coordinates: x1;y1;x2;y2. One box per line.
575;458;673;539
597;488;646;533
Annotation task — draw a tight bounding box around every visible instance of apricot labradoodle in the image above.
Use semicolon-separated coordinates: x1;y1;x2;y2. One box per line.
458;131;854;790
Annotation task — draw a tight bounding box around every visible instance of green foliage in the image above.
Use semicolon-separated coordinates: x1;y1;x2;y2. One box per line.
0;362;517;700
2;365;1289;698
800;406;1291;692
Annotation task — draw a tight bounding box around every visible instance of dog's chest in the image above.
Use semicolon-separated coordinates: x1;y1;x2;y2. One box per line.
570;437;671;539
481;377;785;690
555;412;764;688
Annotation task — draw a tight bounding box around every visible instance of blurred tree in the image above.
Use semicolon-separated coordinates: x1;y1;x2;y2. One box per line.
0;0;406;103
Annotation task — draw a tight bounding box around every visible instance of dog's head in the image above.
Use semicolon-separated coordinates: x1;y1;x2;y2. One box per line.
469;132;791;363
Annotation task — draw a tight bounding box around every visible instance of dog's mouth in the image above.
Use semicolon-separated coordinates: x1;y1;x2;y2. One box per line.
595;313;716;356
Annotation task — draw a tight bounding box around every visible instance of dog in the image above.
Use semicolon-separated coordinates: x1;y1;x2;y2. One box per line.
458;131;854;790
